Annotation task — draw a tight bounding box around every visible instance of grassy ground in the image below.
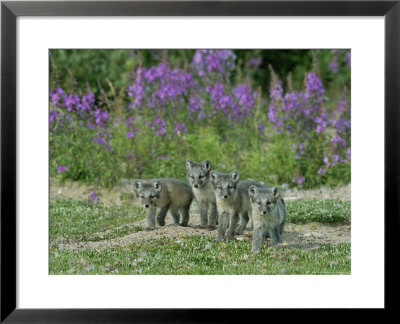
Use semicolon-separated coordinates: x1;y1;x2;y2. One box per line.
49;199;351;275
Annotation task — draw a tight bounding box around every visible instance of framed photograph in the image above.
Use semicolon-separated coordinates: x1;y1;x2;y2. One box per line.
1;0;398;321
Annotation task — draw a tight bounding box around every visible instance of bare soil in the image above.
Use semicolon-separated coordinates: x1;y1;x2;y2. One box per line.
50;178;350;251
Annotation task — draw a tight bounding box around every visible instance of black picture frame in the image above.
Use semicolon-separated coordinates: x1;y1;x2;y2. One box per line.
1;0;398;322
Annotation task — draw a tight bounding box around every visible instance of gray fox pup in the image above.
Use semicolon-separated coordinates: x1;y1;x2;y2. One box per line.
249;185;286;253
210;170;260;241
133;178;193;230
186;160;218;229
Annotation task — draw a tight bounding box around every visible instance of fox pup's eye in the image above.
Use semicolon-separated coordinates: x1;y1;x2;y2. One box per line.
228;186;233;189
267;202;272;206
199;175;204;178
190;176;194;179
217;186;222;189
257;202;261;205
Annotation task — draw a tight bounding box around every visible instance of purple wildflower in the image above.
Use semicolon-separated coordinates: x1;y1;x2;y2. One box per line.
49;110;58;124
346;51;351;67
89;191;99;203
246;57;262;69
192;49;236;78
57;166;67;174
329;59;339;74
306;73;324;98
152;116;167;137
174;122;188;135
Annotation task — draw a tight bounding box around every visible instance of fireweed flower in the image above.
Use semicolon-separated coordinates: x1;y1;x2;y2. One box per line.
233;84;256;113
258;123;265;131
346;148;351;160
188;95;206;120
246;57;262;69
306;73;325;98
57;166;67;173
152;116;167;137
174;122;188;135
192;49;236;79
329;58;339;74
129;63;194;111
346;51;351;67
49;110;58;124
94;109;110;127
89;191;99;203
317;168;325;175
331;154;340;166
292;175;305;186
64;94;80;112
80;93;95;112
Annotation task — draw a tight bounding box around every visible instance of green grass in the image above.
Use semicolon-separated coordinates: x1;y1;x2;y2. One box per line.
50;200;146;242
50;236;350;275
286;199;351;224
49;198;351;275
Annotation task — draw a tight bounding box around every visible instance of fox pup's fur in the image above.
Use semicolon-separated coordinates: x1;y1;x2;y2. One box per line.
133;178;193;230
186;160;218;229
249;185;286;253
210;170;260;241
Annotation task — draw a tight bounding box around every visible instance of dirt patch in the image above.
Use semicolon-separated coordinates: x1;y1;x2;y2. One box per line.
51;211;350;251
283;185;350;202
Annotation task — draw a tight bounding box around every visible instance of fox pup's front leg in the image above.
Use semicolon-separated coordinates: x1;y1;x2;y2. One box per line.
199;201;209;229
146;207;157;230
269;227;282;246
216;211;229;241
156;206;169;226
252;226;267;253
209;202;218;229
236;211;249;235
227;213;239;241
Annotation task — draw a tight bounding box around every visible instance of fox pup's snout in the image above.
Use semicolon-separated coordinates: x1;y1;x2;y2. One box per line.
186;160;212;189
133;180;161;208
210;170;240;200
249;185;280;215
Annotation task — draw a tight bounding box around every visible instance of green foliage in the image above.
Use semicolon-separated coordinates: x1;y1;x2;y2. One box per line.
50;49;351;189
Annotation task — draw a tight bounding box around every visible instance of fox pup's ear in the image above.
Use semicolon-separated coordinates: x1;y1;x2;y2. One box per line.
153;181;162;192
230;170;240;183
202;160;212;172
133;180;142;191
210;171;218;183
186;160;193;171
270;186;280;200
248;185;259;200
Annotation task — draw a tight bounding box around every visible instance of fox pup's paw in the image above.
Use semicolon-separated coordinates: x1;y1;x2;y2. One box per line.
179;222;188;227
156;219;165;227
